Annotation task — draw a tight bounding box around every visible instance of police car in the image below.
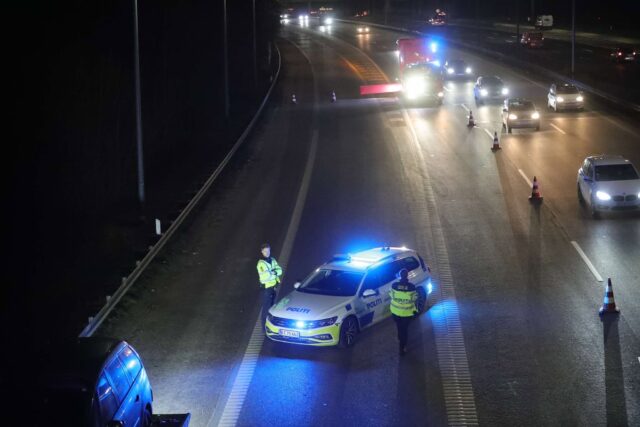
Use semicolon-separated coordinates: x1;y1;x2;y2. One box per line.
265;247;432;348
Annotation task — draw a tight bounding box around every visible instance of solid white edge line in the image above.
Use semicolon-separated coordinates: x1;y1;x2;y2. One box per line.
517;169;533;188
549;123;567;134
570;241;604;282
212;132;318;427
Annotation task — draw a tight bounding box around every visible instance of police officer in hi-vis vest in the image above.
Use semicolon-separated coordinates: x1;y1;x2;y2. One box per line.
389;268;418;356
257;243;283;323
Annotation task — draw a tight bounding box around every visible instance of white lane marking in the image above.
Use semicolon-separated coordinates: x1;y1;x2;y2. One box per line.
638;357;640;365
483;128;494;139
214;131;318;427
549;123;567;134
460;103;470;112
402;109;480;425
570;241;604;282
518;169;533;188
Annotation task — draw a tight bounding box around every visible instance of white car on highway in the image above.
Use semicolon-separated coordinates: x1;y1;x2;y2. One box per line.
577;155;640;217
548;83;584;111
265;247;432;347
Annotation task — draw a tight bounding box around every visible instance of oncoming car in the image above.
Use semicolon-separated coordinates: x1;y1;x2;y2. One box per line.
502;98;540;133
444;59;473;79
474;76;509;104
356;25;370;34
265;247;432;347
548;83;584;111
577;155;640;217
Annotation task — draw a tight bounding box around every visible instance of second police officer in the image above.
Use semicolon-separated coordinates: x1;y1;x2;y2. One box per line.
389;268;418;356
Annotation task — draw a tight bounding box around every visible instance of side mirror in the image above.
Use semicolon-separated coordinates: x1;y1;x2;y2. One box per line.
362;289;377;298
293;281;301;289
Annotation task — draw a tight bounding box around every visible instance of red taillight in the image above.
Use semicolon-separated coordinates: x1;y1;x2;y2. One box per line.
618;52;622;56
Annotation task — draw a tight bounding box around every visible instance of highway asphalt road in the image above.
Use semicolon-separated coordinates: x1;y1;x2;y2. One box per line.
100;19;640;426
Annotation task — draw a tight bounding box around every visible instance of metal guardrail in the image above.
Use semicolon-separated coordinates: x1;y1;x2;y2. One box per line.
338;18;640;114
79;44;282;338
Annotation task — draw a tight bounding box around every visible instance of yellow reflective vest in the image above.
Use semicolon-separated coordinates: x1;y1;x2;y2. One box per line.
257;257;282;288
389;281;417;317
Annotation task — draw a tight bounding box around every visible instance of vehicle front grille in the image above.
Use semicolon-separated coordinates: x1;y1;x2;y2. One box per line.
269;316;298;328
613;195;624;202
625;194;638;201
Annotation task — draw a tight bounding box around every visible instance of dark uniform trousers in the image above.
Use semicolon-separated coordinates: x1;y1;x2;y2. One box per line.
261;285;278;323
393;314;413;350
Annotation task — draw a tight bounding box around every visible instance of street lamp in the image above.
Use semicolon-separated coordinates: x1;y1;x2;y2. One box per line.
133;0;145;205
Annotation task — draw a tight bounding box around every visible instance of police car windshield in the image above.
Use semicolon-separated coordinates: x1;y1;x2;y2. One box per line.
595;164;639;181
298;269;363;297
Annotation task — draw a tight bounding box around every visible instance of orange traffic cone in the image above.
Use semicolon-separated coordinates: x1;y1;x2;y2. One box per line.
529;176;543;202
467;110;475;127
599;278;620;315
491;131;501;151
331;90;337;102
291;94;297;104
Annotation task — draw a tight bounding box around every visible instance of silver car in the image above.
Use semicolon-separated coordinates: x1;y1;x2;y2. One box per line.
502;98;540;133
548;83;584;111
577;155;640;217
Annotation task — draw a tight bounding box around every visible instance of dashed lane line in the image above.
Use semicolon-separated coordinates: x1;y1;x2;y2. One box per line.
483;128;494;139
570;241;604;282
517;169;533;188
213;131;318;427
460;103;470;112
549;123;567;134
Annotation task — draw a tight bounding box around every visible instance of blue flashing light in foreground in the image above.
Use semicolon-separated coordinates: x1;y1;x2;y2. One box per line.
430;42;438;53
296;320;306;328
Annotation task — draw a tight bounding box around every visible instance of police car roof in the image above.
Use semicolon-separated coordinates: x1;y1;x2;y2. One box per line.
327;247;412;271
588;154;630;166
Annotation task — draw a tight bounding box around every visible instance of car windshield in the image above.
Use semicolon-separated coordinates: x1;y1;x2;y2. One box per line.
297;269;363;297
448;60;465;67
595;164;639;181
556;85;579;94
510;101;535;110
482;77;502;87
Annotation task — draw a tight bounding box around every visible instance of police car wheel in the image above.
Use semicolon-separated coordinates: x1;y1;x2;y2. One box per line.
415;287;427;313
339;316;358;348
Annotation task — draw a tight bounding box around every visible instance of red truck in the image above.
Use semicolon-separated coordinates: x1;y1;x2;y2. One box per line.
360;37;444;105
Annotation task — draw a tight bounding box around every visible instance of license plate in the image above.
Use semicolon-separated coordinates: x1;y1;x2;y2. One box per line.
279;329;300;338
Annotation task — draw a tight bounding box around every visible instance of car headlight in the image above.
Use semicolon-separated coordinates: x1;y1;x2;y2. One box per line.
531;112;540;119
365;27;369;32
576;95;584;102
596;191;611;201
447;68;454;74
405;77;426;98
300;317;338;329
437;91;444;97
502;87;509;95
357;27;363;33
480;89;488;96
465;67;472;74
508;113;518;120
557;96;564;103
324;17;333;25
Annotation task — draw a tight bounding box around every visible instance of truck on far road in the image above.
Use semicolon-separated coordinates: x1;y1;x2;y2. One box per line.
397;38;444;104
